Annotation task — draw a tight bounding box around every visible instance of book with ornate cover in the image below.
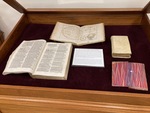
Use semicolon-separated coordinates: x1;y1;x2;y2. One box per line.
50;22;105;46
3;39;72;80
111;36;132;58
112;62;148;91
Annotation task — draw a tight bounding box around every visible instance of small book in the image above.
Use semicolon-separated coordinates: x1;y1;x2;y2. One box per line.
112;62;148;91
111;36;132;58
50;22;105;46
3;39;72;80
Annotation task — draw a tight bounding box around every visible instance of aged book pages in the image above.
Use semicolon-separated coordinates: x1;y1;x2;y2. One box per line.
111;36;132;58
3;39;72;80
50;22;105;46
32;42;72;80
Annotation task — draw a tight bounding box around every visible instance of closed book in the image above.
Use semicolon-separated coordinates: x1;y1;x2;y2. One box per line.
111;36;132;58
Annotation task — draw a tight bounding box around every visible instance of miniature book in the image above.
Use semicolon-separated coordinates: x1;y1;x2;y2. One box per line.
3;39;72;80
111;36;132;58
112;62;148;91
50;22;105;46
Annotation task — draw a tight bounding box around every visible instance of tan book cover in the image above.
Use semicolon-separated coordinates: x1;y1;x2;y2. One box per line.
111;36;132;58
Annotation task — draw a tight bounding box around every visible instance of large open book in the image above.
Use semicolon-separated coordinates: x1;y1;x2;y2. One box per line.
50;22;105;46
3;39;72;80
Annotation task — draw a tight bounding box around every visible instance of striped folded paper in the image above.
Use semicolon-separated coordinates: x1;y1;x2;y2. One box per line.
112;62;148;91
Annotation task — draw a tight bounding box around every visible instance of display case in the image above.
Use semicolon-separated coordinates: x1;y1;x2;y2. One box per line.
0;0;150;113
0;30;4;46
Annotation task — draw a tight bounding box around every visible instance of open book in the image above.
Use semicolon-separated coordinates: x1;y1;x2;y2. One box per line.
111;36;132;58
50;22;105;46
3;39;72;80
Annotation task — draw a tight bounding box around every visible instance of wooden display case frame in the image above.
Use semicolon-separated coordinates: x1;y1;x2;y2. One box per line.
0;30;4;47
0;0;150;113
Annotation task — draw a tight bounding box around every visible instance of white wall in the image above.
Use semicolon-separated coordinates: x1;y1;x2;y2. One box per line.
0;0;149;39
17;0;149;8
0;0;22;39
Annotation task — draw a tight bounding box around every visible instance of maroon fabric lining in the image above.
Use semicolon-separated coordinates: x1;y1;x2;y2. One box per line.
0;24;150;94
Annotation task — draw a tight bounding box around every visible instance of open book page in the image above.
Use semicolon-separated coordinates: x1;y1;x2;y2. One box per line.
50;22;105;46
3;39;46;75
32;42;72;80
78;23;105;46
50;22;80;45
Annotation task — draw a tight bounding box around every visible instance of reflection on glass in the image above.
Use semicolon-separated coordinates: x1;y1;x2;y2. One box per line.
16;0;149;8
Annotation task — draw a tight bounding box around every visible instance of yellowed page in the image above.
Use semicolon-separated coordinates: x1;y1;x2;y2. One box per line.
50;22;80;45
3;39;46;75
50;22;105;46
32;42;72;80
78;23;105;46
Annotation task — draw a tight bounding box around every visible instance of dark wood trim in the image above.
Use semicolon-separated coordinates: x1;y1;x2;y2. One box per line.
26;8;143;26
0;31;4;47
3;0;26;13
142;14;150;42
26;11;143;25
0;15;29;64
26;8;143;13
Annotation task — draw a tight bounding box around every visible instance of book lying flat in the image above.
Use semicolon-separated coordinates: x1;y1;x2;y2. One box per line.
3;39;72;80
72;48;104;67
50;22;105;46
112;62;148;91
111;36;132;58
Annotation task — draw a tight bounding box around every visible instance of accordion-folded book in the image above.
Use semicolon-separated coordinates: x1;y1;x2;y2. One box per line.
112;62;148;91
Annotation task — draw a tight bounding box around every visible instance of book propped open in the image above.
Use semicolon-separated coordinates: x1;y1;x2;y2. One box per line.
50;22;105;46
3;39;72;80
111;36;132;58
